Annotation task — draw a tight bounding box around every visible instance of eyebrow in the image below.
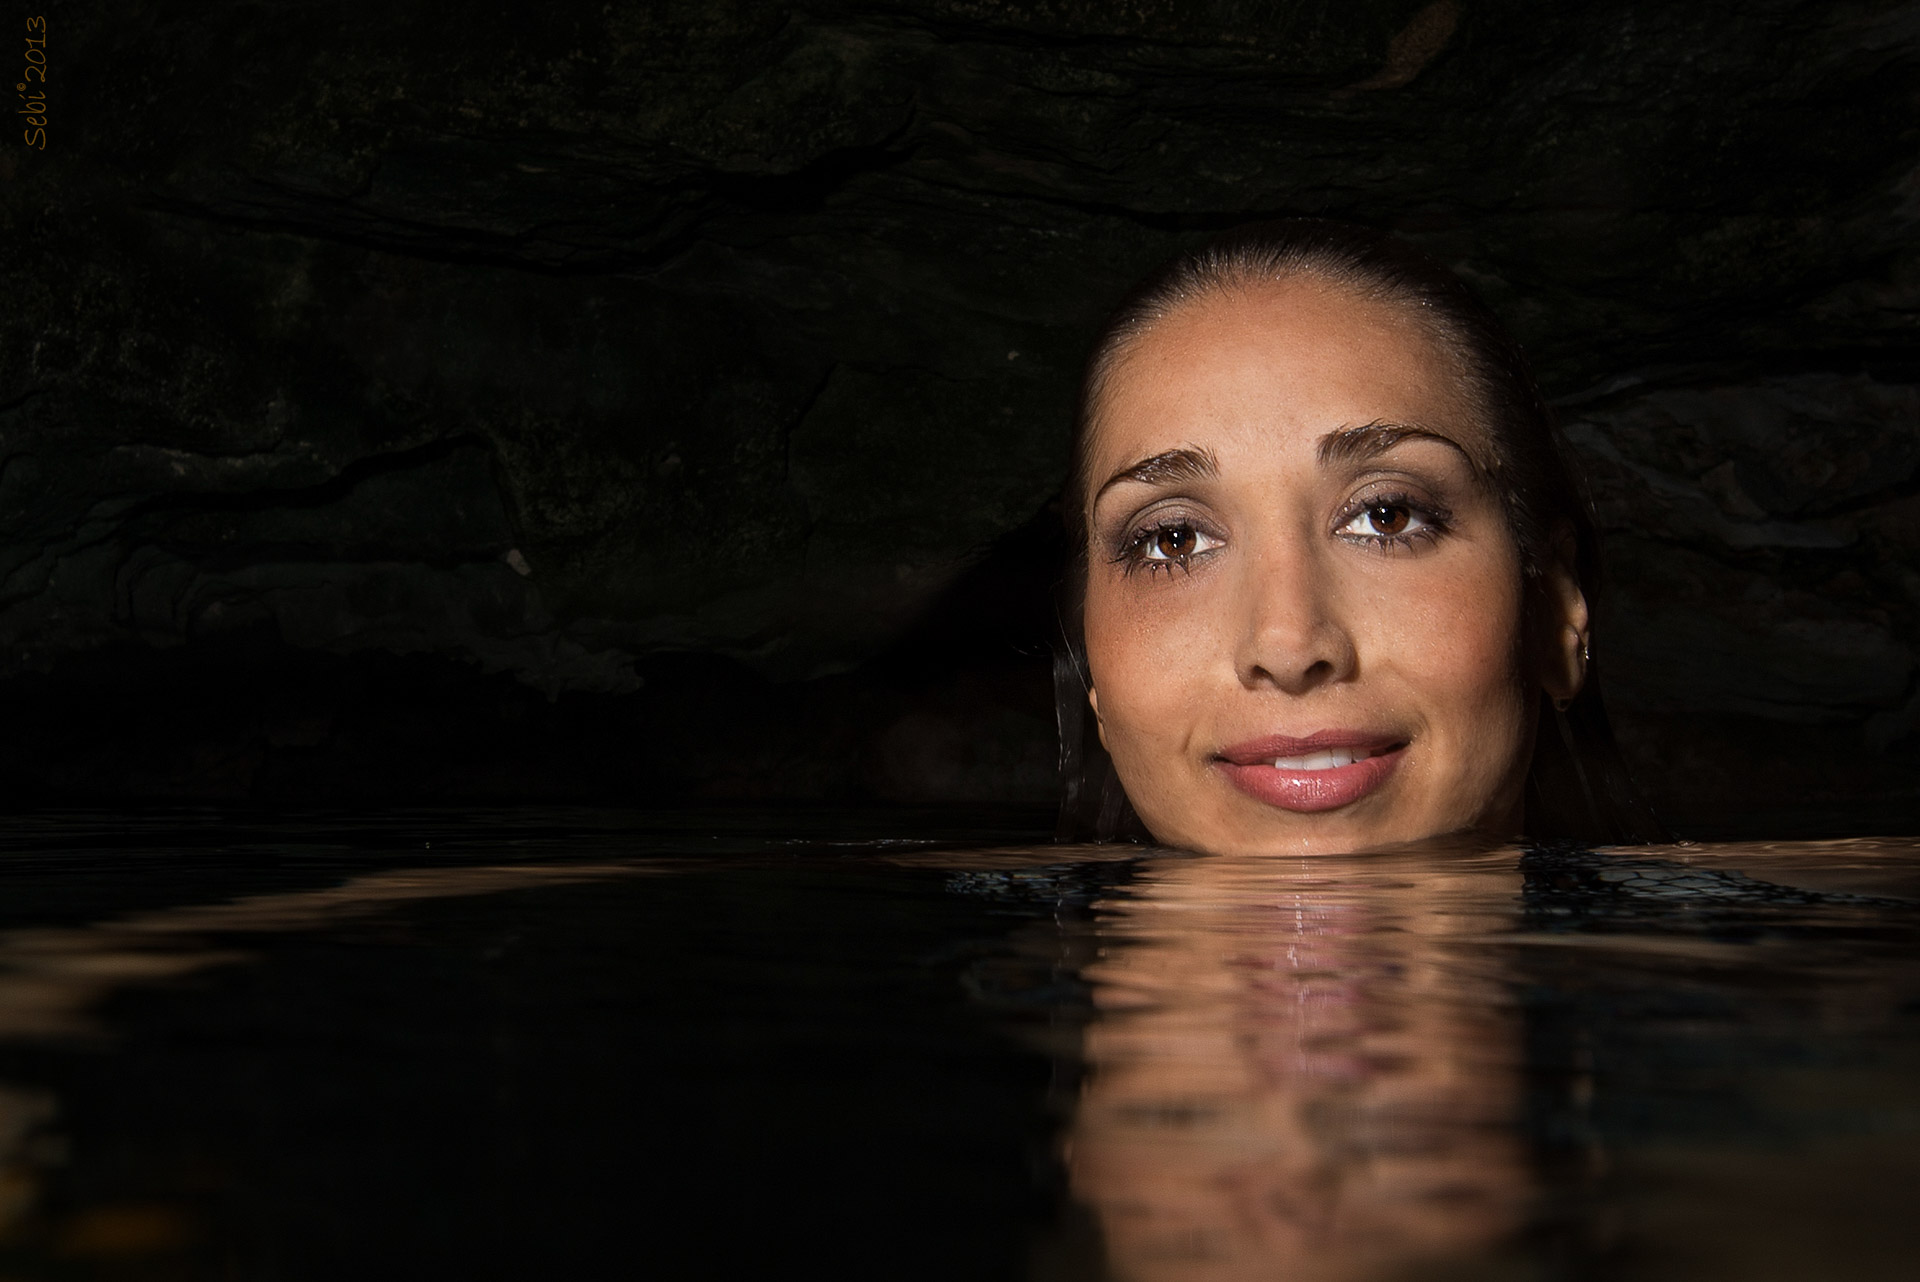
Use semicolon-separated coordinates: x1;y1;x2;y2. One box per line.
1092;447;1219;505
1092;422;1485;509
1317;420;1484;472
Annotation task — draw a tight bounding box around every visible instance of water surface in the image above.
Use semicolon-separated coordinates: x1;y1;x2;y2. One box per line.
0;812;1915;1281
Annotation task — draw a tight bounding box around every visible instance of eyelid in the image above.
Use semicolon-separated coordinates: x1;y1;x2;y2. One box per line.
1337;456;1482;520
1338;471;1452;512
1093;478;1213;524
1100;495;1217;544
1341;459;1463;489
1335;484;1446;515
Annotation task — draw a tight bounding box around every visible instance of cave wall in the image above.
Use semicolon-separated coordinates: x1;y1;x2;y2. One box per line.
2;0;1918;830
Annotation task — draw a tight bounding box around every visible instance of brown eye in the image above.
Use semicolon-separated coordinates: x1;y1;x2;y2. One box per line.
1121;520;1223;573
1366;504;1410;536
1154;526;1196;559
1335;496;1446;545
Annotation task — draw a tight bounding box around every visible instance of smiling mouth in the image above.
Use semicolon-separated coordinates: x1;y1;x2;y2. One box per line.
1262;744;1401;770
1213;737;1409;813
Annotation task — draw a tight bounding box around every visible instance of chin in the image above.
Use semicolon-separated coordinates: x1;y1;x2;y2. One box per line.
1140;790;1525;858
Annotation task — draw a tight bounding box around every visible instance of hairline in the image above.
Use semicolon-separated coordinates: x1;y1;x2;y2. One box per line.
1075;267;1499;528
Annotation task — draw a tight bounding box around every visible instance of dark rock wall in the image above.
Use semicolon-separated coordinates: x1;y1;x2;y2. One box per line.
3;0;1918;830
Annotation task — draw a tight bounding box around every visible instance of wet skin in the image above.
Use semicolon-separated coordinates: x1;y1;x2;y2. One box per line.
1080;278;1587;856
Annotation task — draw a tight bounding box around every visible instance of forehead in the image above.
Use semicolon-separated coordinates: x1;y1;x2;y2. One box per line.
1086;278;1485;485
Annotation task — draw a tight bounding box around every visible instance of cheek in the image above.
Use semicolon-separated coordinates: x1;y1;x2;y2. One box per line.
1379;561;1530;721
1081;576;1212;749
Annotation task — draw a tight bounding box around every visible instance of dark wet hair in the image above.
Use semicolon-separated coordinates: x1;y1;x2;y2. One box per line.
1053;218;1663;846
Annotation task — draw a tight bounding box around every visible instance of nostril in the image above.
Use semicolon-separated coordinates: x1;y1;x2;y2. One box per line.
1245;655;1342;693
1290;658;1338;688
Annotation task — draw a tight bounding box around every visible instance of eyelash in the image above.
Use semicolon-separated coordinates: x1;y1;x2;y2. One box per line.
1334;490;1454;551
1111;515;1223;577
1109;491;1454;577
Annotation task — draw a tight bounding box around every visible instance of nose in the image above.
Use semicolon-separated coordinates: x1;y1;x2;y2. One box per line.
1232;533;1359;695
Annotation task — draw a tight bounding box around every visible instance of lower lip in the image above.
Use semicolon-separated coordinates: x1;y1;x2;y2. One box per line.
1214;748;1405;813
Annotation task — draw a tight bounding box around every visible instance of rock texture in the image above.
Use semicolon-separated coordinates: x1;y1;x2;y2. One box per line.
2;0;1918;829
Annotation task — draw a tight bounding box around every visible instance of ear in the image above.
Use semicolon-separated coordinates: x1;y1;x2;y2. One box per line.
1087;686;1109;751
1535;523;1591;708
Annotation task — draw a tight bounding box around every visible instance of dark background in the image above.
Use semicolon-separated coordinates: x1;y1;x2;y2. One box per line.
2;0;1917;834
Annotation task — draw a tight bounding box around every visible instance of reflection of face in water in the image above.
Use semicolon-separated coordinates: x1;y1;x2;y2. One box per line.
1066;850;1530;1282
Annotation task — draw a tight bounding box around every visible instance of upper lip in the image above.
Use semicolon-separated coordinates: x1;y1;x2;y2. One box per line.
1214;730;1407;766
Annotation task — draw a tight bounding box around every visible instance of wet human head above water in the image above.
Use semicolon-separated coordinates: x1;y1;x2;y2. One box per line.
1059;219;1654;854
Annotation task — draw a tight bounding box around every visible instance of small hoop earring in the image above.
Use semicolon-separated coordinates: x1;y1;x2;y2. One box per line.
1553;695;1573;712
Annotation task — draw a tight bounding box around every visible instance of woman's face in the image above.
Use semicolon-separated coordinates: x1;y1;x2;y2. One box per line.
1081;278;1577;856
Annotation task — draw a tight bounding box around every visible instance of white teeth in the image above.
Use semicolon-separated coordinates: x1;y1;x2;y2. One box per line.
1269;748;1372;770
